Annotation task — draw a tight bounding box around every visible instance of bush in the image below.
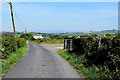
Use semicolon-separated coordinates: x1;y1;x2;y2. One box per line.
116;33;120;38
20;34;34;40
106;33;112;36
93;34;98;37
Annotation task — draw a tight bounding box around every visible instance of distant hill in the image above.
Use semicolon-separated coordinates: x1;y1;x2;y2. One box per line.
91;30;118;36
53;30;118;36
1;29;119;37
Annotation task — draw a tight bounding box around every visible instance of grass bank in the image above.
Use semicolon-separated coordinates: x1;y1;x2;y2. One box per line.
2;42;28;76
57;50;101;78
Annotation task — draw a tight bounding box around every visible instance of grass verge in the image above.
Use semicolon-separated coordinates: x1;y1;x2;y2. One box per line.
31;41;39;44
2;43;28;76
57;50;101;78
31;40;64;44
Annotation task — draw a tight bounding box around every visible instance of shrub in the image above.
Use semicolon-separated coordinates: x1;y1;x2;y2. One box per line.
116;33;120;38
106;33;112;36
93;34;98;37
20;34;34;40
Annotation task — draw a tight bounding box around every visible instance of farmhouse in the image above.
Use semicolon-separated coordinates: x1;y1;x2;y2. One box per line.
33;34;43;39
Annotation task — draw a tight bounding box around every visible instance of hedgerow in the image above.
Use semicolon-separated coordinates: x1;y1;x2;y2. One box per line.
2;36;26;59
66;37;120;78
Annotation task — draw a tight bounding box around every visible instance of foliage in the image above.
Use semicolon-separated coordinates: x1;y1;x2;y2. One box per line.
49;35;64;39
1;31;24;37
57;50;100;78
2;44;28;75
116;33;120;38
105;33;112;36
20;34;34;40
93;34;98;37
64;37;120;78
2;36;26;59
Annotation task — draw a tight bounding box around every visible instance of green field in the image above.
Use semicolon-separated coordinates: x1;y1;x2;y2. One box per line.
31;39;64;44
1;29;119;37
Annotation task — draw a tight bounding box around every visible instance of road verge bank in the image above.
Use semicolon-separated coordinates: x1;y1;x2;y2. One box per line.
57;50;101;78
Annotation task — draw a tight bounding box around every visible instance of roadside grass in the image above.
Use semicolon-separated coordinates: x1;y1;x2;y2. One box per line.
2;43;28;76
31;41;40;44
57;50;101;78
31;40;64;44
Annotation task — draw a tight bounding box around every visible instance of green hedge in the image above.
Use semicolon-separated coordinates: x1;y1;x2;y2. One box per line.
2;36;26;59
66;37;120;78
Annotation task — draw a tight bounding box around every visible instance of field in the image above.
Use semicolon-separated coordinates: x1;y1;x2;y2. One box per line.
1;29;118;37
31;39;64;44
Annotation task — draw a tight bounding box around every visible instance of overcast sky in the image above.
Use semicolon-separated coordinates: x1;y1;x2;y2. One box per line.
2;2;118;33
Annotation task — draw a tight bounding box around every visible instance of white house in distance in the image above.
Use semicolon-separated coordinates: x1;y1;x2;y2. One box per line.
33;34;43;39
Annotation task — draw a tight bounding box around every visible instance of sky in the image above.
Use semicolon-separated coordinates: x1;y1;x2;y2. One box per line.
1;2;118;33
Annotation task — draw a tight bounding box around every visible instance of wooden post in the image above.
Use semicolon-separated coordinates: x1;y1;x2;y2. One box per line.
9;2;16;38
70;39;73;51
65;39;67;49
9;2;17;50
25;28;27;40
64;39;65;49
98;36;101;49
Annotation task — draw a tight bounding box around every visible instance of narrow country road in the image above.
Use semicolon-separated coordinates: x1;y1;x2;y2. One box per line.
3;42;80;78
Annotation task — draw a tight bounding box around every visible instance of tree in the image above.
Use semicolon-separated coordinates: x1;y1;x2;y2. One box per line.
116;33;120;38
105;33;111;36
93;34;97;37
20;34;34;40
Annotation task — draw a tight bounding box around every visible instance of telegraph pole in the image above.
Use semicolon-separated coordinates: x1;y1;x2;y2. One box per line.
25;28;27;39
9;2;16;38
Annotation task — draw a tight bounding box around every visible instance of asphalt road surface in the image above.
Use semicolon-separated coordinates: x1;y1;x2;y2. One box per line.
3;42;80;78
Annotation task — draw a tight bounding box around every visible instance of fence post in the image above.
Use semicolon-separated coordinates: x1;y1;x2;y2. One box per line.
64;38;74;51
64;39;66;49
70;39;74;51
64;39;68;49
98;36;101;49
